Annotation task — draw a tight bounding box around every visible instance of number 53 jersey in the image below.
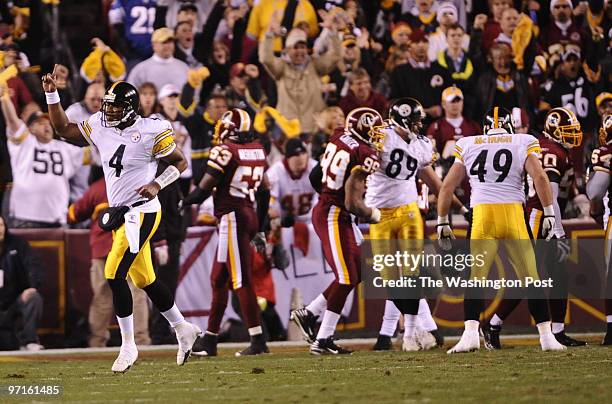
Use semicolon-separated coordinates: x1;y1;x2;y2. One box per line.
365;127;436;209
453;133;541;207
78;112;176;210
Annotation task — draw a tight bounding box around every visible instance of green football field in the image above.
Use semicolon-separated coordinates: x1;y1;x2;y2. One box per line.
1;338;610;403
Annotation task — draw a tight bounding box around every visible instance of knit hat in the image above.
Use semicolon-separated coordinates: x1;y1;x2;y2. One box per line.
437;2;458;23
550;0;573;12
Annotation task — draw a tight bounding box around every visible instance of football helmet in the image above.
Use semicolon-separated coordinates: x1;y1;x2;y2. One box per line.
483;106;514;135
388;97;426;134
215;108;252;143
345;107;385;151
544;107;582;148
101;81;139;128
599;114;612;146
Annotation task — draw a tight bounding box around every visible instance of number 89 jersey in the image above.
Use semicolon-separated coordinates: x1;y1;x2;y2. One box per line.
318;129;380;209
205;141;267;217
454;133;541;207
365;127;435;209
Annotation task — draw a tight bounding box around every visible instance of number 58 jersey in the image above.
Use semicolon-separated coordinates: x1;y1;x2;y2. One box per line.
454;133;541;207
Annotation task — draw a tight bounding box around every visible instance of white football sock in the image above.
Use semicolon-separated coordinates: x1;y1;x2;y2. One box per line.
606;315;612;323
379;300;401;337
536;321;553;337
417;298;437;331
117;314;135;345
306;294;327;317
316;310;341;340
490;314;503;327
403;314;417;339
161;303;186;328
465;320;479;332
248;326;263;336
552;322;564;334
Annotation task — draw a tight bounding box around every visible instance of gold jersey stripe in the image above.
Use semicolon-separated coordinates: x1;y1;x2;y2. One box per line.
154;129;173;142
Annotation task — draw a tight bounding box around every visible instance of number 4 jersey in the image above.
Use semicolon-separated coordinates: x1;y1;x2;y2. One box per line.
206;141;267;218
365;127;436;209
454;133;541;207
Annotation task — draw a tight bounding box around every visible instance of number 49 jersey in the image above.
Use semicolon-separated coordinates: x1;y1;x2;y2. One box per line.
78;112;176;210
454;133;541;207
206;141;267;218
318;129;380;209
365;127;436;209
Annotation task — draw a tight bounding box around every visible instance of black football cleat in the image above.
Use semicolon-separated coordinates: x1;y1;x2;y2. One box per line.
235;341;269;357
192;332;218;357
554;331;587;347
372;335;392;351
290;308;318;343
310;337;353;355
481;322;502;350
430;329;445;347
603;324;612;346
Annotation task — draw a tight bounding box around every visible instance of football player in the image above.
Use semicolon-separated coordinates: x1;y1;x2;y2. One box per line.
482;107;586;349
586;113;612;346
292;107;384;355
183;108;271;356
438;106;566;353
366;98;467;351
43;69;202;373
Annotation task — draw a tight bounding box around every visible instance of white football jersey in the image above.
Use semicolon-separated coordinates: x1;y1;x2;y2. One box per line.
78;112;176;211
454;133;541;207
8;122;83;223
267;158;318;222
365;127;436;209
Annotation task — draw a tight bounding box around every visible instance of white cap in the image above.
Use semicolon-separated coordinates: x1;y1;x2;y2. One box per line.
158;84;180;101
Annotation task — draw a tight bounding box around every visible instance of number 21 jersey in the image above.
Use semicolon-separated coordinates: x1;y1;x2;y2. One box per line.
453;133;541;207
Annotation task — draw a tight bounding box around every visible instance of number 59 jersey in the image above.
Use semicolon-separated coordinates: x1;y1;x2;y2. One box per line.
453;133;541;207
78;112;176;210
318;129;380;210
365;127;436;209
205;141;267;218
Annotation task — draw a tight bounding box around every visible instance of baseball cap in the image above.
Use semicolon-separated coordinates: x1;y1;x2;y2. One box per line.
26;111;50;127
285;138;308;158
561;46;581;61
409;29;428;43
152;27;175;43
158;84;180;100
596;92;612;108
285;28;308;48
230;63;246;79
442;86;463;103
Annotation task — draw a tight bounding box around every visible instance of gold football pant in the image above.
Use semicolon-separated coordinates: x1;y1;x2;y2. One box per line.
105;211;161;288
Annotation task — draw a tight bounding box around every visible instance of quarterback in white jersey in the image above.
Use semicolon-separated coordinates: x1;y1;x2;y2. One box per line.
437;106;565;354
267;138;318;224
43;70;201;373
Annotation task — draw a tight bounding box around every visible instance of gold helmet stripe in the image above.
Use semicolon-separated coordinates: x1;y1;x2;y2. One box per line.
493;107;499;129
108;80;124;94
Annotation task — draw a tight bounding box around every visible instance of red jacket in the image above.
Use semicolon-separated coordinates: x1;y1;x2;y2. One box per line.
67;178;112;259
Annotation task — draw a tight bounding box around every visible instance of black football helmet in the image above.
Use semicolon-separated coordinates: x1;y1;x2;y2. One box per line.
101;81;139;128
483;106;514;134
544;107;582;148
215;108;253;143
388;97;426;134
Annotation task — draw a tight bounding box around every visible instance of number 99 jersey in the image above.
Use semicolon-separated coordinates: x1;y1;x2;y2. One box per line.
317;128;380;210
365;127;435;209
453;133;541;207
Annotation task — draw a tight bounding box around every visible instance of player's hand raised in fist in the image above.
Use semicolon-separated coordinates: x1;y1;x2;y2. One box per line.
137;181;161;200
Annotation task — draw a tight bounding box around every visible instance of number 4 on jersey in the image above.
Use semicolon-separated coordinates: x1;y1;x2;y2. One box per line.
469;149;512;182
109;144;126;177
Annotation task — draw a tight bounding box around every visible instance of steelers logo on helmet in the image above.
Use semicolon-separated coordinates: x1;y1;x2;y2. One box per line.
483;106;514;135
398;104;412;117
599;113;612;146
101;81;140;128
345;107;385;151
388;98;425;134
545;107;582;148
215;108;252;143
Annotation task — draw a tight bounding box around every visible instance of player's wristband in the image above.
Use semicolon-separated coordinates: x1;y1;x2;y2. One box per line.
437;215;449;225
370;207;381;223
460;206;469;215
45;90;60;105
543;205;555;217
153;165;180;190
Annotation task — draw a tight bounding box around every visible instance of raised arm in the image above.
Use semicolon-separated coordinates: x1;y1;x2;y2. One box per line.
0;85;23;135
43;65;88;146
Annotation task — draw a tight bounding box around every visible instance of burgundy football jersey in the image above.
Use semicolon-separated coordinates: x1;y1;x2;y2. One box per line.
526;136;573;211
591;144;612;212
317;128;380;209
206;141;267;217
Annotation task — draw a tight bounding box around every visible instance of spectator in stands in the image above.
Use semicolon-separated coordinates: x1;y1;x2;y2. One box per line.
401;0;467;29
389;29;451;124
67;167;150;348
338;68;387;117
223;63;264;118
155;0;214;34
108;0;157;67
427;2;469;62
0;86;85;228
1;44;35;116
127;28;189;92
138;82;158;118
541;0;587;51
596;92;612;118
173;21;200;68
401;0;439;35
0;215;44;351
311;106;344;161
329;33;375;103
435;23;475;96
259;20;341;135
482;0;513;53
79;38;126;87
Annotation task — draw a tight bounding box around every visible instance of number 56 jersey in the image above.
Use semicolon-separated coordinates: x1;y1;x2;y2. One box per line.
453;133;541;207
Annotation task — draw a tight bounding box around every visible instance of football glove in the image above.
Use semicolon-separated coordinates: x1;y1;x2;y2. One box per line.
555;235;570;263
437;215;455;251
154;244;169;266
251;232;267;253
542;205;556;241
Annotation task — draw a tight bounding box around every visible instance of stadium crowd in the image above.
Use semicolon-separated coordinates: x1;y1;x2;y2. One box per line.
0;0;610;351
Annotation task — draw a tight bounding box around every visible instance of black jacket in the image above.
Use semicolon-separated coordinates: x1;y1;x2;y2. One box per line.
0;232;44;311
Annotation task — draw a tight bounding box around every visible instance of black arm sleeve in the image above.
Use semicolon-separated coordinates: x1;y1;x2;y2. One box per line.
309;163;323;194
256;186;270;232
195;0;225;63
